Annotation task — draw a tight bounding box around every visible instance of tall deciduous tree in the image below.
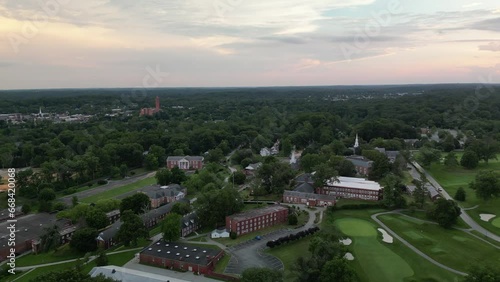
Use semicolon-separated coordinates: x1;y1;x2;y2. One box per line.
39;225;61;253
461;150;479;169
161;213;182;242
85;208;109;230
116;210;148;246
195;187;243;228
428;198;461;228
120;193;150;214
470;170;500;201
70;228;98;253
155;168;172;185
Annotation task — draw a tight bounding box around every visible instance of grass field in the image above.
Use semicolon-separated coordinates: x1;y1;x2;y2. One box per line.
81;177;156;203
379;214;500;272
15;245;81;267
265;237;311;281
426;152;500;235
336;218;415;282
325;209;461;282
213;252;231;274
10;260;79;282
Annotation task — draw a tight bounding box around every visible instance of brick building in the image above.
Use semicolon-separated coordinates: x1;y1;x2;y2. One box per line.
226;205;288;236
317;176;383;201
181;213;200;237
140;184;187;209
345;156;373;176
140;241;224;274
282;191;336;207
140;96;161;116
166;156;204;171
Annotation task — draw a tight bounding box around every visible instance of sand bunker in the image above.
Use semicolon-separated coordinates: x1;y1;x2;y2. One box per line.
479;214;496;222
339;238;352;246
344;252;355;261
378;228;394;243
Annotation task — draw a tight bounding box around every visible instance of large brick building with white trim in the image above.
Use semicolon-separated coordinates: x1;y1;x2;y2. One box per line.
226;205;288;236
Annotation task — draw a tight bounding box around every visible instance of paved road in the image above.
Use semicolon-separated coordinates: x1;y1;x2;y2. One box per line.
223;205;323;275
372;211;467;276
411;162;500;243
59;172;155;205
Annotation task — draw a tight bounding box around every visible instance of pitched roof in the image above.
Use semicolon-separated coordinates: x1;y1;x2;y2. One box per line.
141;202;175;221
295;173;314;184
345;156;373;168
294;182;315;193
140;184;186;199
326;176;382;191
97;221;122;241
181;212;198;228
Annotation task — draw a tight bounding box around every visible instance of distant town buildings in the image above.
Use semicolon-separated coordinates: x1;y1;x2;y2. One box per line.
260;140;280;157
226;205;288;236
244;162;262;176
166;156;204;171
140;96;161;116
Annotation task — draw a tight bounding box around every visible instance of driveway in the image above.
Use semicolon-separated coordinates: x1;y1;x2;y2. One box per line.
223;205;322;275
59;172;155;205
411;162;500;243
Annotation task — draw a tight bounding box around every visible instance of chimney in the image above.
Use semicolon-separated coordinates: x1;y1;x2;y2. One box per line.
155;96;160;111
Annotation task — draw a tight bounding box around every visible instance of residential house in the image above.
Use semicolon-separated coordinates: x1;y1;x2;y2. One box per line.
211;228;230;239
244;162;262;176
96;221;122;249
106;210;121;225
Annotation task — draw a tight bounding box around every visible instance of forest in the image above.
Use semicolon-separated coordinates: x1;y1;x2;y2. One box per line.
0;84;499;198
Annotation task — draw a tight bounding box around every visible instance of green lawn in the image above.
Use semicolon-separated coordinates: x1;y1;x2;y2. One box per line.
265;237;311;282
379;214;500;272
15;245;82;267
81;177;156;203
11;261;80;282
213;252;231;274
325;209;462;282
426;153;500;235
81;249;139;274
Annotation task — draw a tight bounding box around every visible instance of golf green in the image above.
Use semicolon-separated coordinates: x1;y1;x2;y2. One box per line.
336;218;414;281
492;217;500;228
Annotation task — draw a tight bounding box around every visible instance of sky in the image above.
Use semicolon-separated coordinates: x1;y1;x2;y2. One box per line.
0;0;499;89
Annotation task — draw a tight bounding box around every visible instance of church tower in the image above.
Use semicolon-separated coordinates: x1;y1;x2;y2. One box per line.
354;134;359;149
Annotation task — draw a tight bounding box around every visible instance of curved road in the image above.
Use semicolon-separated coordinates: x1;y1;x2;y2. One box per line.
372;211;467;276
411;161;500;243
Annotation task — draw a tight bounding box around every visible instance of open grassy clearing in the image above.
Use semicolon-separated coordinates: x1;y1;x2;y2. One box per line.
14;245;81;267
81;177;155;203
265;237;311;282
325;209;462;282
379;214;500;272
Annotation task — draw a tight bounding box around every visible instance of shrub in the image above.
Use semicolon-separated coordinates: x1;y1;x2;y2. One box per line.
230;231;237;240
97;179;108;185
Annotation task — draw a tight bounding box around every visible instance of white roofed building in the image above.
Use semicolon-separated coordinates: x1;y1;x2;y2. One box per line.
317;176;383;201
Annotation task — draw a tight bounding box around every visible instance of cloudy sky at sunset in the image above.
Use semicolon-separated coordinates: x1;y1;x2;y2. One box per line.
0;0;499;89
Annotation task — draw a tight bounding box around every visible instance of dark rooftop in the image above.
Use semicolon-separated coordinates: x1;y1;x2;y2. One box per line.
293;182;315;193
141;240;222;266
